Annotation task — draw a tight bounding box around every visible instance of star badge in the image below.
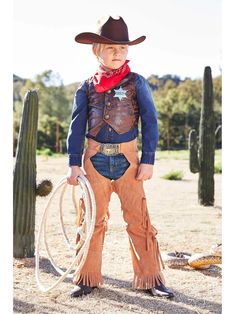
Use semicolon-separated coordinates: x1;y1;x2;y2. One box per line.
113;86;127;101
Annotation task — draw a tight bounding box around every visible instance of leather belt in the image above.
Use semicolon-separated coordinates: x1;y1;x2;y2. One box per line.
87;138;138;155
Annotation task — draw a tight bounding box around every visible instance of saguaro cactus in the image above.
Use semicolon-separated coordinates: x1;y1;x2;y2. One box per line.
189;66;215;206
13;90;52;258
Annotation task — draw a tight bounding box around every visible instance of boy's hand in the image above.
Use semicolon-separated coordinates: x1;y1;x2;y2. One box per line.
67;166;85;185
136;163;154;181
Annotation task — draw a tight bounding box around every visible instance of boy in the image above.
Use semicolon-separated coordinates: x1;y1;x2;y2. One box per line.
67;15;174;299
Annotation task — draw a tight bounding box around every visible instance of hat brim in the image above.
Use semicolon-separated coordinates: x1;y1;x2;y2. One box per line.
75;32;146;46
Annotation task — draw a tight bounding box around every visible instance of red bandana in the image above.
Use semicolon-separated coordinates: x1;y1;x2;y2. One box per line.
93;60;131;93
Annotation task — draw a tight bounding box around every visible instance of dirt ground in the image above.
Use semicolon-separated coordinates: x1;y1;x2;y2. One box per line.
13;156;222;314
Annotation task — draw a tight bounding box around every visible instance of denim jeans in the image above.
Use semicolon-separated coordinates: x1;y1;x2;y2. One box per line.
90;152;130;180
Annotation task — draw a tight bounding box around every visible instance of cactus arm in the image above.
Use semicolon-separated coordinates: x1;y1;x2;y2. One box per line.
36;179;53;197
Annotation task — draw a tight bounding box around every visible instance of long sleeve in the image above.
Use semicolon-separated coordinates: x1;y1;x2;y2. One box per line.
67;81;88;166
135;74;159;165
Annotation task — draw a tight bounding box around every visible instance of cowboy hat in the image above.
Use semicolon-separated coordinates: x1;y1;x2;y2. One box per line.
75;16;146;45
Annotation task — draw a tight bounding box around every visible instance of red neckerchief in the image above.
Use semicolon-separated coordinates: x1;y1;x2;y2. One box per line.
93;60;130;93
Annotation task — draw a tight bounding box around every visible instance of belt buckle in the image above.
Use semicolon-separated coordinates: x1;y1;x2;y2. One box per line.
100;144;120;156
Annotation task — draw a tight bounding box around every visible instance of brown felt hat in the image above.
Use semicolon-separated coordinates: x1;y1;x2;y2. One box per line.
75;16;146;45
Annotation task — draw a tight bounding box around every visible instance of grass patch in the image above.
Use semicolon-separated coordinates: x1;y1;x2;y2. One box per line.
156;150;189;160
36;149;65;158
36;148;54;156
156;149;221;163
161;170;184;180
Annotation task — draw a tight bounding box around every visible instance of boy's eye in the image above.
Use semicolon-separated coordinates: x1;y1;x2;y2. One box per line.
105;45;127;52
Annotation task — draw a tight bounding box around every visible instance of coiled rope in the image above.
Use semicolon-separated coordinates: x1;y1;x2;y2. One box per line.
35;175;96;292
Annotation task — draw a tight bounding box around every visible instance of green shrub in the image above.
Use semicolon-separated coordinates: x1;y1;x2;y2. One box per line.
161;170;184;180
214;162;222;173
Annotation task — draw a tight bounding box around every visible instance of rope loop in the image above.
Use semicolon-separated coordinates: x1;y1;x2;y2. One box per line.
35;175;96;293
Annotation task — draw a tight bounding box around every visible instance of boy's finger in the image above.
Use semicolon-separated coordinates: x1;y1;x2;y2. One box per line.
136;173;143;180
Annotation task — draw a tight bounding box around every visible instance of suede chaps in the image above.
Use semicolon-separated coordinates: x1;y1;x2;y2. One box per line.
74;138;165;289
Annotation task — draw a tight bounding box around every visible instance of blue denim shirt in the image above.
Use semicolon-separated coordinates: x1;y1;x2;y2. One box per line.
67;73;158;166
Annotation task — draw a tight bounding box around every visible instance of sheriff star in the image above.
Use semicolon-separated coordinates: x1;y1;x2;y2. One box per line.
113;86;127;101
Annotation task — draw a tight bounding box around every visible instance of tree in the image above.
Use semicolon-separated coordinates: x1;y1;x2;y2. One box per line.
20;70;72;152
177;79;202;147
153;81;180;149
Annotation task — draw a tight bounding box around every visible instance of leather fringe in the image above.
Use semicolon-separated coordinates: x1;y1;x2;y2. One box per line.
73;272;103;287
132;272;165;289
76;198;85;226
155;240;165;270
142;197;155;251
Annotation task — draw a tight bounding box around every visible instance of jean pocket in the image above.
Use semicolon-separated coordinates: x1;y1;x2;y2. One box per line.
90;152;107;164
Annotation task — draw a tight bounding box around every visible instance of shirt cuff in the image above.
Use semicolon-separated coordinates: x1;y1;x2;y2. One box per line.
68;154;82;167
140;152;155;165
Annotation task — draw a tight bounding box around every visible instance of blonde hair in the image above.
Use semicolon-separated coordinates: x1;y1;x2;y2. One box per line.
92;43;105;57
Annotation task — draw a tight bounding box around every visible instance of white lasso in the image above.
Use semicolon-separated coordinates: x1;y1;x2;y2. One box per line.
35;175;96;292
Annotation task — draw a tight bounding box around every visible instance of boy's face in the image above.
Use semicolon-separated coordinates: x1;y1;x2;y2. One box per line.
95;44;128;70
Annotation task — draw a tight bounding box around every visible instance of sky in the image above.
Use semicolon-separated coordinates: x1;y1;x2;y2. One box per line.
13;0;222;85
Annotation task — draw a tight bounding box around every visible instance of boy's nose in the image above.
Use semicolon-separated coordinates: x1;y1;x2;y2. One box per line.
114;47;121;55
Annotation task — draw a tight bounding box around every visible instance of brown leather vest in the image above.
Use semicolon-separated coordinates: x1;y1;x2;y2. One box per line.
86;73;139;137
